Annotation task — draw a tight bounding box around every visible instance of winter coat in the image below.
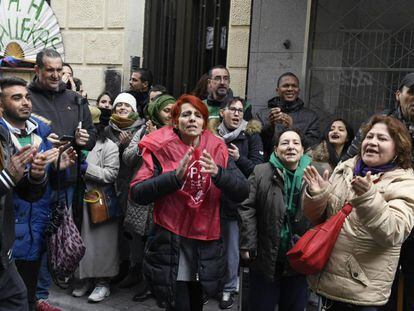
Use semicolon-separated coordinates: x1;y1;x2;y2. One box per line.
209;119;264;218
130;155;249;305
0;118;54;261
0;126;47;264
28;80;97;184
239;162;309;282
79;138;120;278
105;118;145;212
303;158;414;306
256;97;320;159
306;141;333;175
28;80;96;151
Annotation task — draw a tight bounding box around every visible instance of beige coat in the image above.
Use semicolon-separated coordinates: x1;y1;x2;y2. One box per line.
303;157;414;306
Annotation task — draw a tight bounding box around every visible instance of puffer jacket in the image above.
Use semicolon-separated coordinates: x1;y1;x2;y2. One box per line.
131;156;249;305
0;118;54;261
209;119;264;218
303;157;414;306
256;97;321;159
239;162;309;282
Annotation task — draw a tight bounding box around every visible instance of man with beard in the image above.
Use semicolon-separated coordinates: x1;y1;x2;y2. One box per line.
128;68;153;118
204;65;252;121
343;72;414;310
0;77;55;311
257;72;320;160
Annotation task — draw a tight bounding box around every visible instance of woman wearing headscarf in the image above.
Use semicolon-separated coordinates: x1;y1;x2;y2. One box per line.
130;94;249;310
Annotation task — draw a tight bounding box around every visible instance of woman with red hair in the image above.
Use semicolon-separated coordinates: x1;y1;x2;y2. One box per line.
130;95;248;310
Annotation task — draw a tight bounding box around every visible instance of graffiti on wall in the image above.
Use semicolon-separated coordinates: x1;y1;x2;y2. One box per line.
0;0;64;61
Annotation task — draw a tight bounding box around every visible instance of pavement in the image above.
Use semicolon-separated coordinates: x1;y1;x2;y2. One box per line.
49;283;239;311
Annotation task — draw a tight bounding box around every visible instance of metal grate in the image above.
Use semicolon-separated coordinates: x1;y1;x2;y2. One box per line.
143;0;230;98
307;0;414;131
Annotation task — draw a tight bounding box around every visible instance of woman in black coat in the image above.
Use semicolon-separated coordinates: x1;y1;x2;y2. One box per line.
130;95;248;311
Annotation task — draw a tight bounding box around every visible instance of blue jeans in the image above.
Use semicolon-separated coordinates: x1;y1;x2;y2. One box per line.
249;269;308;311
222;218;239;293
36;186;75;300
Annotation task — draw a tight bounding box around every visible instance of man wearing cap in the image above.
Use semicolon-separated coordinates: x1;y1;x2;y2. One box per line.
343;73;414;160
343;72;414;310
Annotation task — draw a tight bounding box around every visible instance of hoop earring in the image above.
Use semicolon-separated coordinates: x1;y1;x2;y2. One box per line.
392;155;398;163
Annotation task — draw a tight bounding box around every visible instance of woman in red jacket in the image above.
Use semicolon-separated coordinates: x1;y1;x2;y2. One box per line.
130;94;248;310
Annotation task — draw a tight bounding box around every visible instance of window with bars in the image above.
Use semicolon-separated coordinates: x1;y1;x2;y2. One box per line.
307;0;414;130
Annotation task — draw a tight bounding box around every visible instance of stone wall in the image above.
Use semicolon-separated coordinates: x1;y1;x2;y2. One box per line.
247;0;310;112
227;0;252;98
51;0;145;100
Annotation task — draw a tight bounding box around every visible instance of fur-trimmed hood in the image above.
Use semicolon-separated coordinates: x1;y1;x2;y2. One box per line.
307;141;329;162
208;118;262;136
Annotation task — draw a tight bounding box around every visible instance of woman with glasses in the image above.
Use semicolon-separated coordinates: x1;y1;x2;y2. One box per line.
210;96;264;309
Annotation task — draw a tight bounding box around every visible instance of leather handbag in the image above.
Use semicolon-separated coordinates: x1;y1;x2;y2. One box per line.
84;185;118;225
286;203;353;275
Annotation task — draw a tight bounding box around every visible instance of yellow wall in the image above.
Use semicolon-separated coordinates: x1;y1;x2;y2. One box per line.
227;0;252;97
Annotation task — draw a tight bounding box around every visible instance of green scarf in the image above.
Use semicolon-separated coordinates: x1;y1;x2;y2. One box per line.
269;152;311;262
147;95;175;128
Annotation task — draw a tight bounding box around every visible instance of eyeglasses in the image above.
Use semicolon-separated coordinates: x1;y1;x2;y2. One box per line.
227;107;244;114
212;76;230;83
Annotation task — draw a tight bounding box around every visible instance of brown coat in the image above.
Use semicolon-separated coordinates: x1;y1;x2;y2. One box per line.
303;157;414;306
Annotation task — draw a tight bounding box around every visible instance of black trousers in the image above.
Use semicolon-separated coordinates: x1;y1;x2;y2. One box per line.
15;260;42;311
0;262;28;311
167;281;203;311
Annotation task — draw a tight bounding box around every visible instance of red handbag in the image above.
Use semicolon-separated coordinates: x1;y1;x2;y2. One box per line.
286;203;353;275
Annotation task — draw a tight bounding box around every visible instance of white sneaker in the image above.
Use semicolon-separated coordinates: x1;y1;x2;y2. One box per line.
88;285;110;302
72;281;91;297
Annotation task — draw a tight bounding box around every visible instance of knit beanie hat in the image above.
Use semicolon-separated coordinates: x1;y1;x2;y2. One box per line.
147;94;176;128
113;92;137;112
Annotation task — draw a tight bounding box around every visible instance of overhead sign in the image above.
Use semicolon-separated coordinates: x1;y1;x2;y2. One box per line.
0;0;64;62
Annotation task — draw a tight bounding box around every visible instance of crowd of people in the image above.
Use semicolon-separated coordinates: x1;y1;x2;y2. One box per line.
0;47;414;311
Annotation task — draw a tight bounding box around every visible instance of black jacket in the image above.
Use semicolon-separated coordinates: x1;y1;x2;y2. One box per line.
257;97;321;160
130;156;249;305
0;127;47;263
210;119;264;219
28;81;97;151
28;80;97;184
239;163;309;282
